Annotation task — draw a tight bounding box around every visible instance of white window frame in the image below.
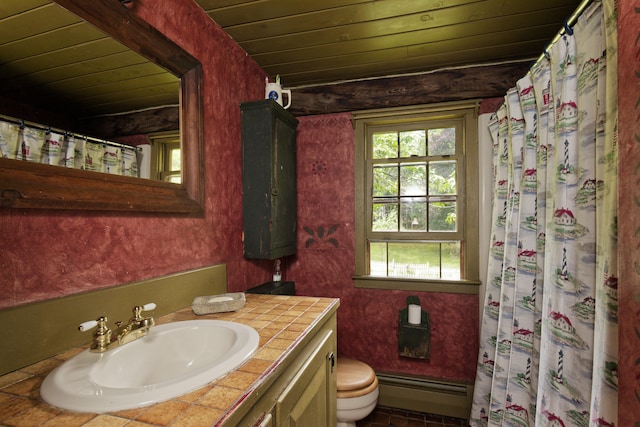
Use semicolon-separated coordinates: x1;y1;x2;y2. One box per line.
353;101;480;294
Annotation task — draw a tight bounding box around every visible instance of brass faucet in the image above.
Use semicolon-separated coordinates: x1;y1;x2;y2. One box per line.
79;303;156;352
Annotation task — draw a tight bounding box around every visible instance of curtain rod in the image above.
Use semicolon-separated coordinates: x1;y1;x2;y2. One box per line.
0;115;141;152
534;0;596;65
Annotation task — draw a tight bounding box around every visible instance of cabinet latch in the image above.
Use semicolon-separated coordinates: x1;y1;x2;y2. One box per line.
329;352;335;374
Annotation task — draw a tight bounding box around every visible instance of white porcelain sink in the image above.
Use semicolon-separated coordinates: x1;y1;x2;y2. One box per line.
41;320;259;413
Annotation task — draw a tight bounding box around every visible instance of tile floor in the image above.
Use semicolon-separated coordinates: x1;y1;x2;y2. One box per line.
356;406;469;427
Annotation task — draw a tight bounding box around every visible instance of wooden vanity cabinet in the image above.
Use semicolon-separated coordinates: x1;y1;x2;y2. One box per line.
276;329;336;426
235;312;337;427
241;99;299;260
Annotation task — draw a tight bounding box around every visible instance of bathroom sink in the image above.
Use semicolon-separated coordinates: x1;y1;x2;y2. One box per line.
41;320;259;413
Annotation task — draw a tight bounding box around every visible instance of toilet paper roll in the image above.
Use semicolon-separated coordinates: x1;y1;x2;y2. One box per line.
408;304;421;325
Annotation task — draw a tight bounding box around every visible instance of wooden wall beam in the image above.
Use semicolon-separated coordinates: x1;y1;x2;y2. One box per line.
78;106;180;138
287;62;531;116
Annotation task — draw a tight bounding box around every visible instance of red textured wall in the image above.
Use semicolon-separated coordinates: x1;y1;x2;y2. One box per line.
0;0;272;310
287;114;479;382
6;0;637;395
616;0;640;423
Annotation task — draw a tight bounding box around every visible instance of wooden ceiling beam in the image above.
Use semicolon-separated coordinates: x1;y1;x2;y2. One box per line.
287;62;531;116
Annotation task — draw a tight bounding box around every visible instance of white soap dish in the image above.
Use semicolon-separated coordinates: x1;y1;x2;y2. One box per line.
192;292;246;315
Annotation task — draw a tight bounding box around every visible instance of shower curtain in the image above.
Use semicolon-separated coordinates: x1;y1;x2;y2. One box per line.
470;1;618;426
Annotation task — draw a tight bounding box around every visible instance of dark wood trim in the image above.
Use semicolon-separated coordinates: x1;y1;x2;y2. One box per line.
181;65;206;211
0;157;200;212
53;0;197;75
287;62;531;116
0;0;204;213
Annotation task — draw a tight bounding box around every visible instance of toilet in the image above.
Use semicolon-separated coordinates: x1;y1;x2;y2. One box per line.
336;358;379;427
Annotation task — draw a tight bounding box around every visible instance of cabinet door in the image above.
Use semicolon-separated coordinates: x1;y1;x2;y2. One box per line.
241;99;298;259
276;330;336;427
270;115;297;256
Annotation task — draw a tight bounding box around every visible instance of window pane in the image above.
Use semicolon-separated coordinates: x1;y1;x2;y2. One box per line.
428;161;456;195
368;241;461;279
373;132;398;159
370;241;388;276
400;163;426;196
428;200;457;231
388;242;437;278
400;198;426;231
167;173;181;184
427;127;455;156
441;242;461;279
372;202;398;231
399;130;426;158
373;165;398;197
170;147;181;170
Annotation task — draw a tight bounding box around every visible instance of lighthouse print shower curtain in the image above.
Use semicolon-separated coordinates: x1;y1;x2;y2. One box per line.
470;1;618;426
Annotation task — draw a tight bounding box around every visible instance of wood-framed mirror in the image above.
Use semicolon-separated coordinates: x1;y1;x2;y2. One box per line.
0;0;204;214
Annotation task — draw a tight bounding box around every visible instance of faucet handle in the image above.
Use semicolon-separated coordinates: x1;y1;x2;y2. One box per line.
130;303;156;322
79;317;112;351
78;316;109;332
78;320;98;332
141;303;156;312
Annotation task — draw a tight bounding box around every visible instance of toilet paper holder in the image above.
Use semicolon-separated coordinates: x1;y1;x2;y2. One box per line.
398;295;430;359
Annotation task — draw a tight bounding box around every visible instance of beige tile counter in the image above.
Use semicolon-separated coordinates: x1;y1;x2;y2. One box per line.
0;294;339;426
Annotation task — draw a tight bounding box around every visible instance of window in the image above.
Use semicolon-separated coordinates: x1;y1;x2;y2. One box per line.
354;101;480;293
149;131;181;183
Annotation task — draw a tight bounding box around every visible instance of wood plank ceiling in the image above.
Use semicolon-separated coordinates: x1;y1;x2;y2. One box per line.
0;0;178;121
197;0;584;87
0;0;583;125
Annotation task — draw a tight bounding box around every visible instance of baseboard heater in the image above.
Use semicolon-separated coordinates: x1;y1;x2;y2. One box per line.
376;372;473;420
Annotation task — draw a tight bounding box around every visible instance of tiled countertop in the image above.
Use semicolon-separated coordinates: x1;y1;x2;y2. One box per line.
0;294;339;426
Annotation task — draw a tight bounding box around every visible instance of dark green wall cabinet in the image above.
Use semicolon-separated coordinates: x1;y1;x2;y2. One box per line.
241;100;299;259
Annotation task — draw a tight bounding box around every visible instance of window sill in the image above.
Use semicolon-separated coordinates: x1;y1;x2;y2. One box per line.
353;275;480;294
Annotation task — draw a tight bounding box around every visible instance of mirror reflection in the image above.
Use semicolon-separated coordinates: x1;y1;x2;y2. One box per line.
0;0;181;182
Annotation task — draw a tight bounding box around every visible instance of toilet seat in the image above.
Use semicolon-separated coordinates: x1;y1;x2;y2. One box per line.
337;358;378;398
